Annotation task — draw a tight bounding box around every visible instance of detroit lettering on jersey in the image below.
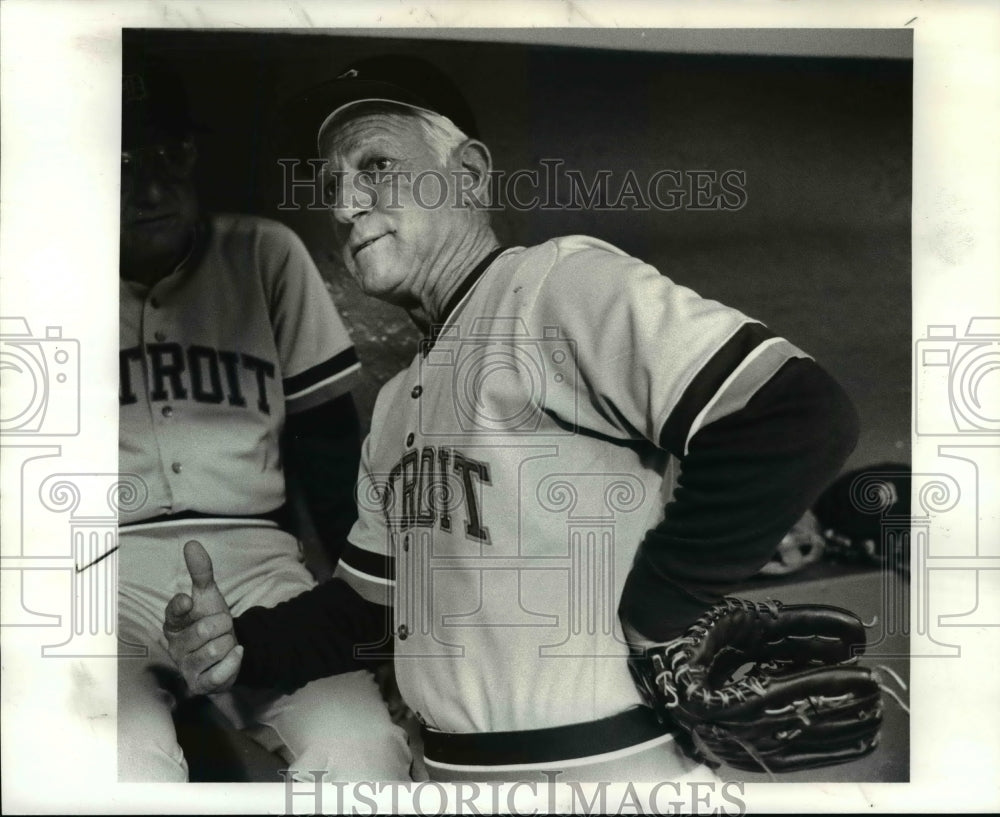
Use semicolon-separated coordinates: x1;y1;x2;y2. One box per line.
380;445;492;543
337;237;820;718
119;343;276;414
118;214;360;525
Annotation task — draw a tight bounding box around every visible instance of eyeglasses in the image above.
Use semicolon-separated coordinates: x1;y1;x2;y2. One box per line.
121;138;197;184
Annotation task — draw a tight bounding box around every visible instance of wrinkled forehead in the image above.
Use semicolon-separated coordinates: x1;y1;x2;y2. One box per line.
317;101;425;156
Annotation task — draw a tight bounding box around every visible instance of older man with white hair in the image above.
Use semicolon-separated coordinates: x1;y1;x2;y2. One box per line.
164;55;862;782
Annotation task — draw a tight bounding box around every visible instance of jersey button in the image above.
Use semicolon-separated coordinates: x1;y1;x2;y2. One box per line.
154;330;166;342
406;432;414;447
397;625;409;640
161;405;174;418
402;535;410;552
150;297;160;309
411;385;422;398
171;461;182;474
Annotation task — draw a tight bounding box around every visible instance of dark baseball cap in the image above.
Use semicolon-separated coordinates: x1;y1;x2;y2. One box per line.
289;54;479;153
122;60;201;148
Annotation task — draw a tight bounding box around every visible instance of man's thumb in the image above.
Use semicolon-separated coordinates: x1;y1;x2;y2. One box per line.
183;539;216;592
164;592;194;634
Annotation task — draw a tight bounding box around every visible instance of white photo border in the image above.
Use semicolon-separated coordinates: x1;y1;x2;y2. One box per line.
1;0;998;813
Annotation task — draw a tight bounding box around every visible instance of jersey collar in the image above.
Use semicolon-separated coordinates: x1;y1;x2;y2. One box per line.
119;217;212;294
423;245;509;356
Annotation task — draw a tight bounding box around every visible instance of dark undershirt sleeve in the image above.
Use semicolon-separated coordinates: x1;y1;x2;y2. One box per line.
233;578;392;694
281;393;363;568
619;357;860;642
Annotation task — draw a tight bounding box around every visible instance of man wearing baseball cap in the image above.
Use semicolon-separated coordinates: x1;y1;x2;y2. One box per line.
117;57;410;781
164;54;860;781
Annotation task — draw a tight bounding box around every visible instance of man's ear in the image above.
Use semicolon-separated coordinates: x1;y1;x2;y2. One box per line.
456;139;493;204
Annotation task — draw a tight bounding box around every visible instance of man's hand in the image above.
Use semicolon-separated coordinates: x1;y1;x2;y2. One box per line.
163;540;243;695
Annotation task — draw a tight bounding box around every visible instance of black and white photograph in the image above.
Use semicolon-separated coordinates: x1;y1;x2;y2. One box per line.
1;2;998;814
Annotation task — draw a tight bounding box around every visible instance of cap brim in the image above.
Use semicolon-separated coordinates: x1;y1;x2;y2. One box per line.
284;77;433;157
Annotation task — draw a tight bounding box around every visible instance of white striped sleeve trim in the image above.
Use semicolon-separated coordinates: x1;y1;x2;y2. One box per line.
684;336;811;455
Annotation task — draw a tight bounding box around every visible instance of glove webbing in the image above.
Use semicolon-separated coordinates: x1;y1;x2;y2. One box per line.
652;597;780;709
646;598;907;779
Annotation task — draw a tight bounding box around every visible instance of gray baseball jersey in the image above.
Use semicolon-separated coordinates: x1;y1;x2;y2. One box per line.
337;235;810;734
119;213;360;525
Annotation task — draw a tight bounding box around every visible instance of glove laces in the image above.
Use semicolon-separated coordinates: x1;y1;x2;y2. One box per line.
873;664;910;715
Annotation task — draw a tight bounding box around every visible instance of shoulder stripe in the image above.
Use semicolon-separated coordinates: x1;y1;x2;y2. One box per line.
283;347;360;399
286;361;361;401
337;558;395;587
659;322;775;456
683;336;811;455
284;367;361;414
340;541;395;583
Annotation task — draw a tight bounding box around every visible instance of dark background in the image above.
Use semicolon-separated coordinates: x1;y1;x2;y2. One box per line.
124;29;912;472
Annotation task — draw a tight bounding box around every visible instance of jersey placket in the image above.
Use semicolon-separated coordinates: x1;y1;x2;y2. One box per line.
141;279;184;511
394;372;425;644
